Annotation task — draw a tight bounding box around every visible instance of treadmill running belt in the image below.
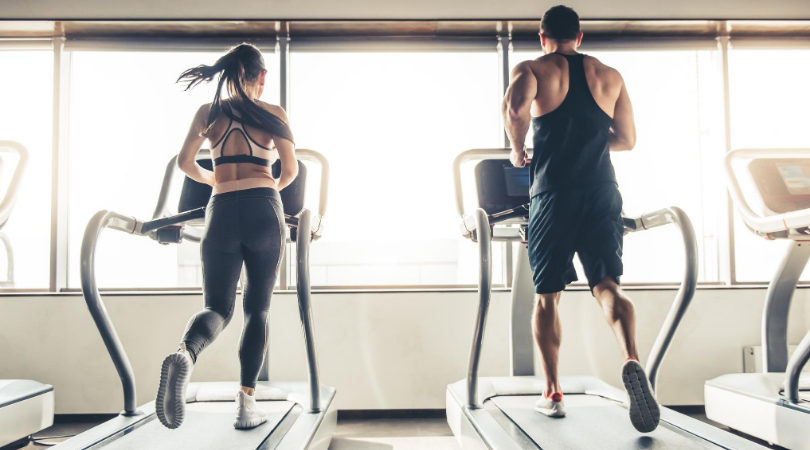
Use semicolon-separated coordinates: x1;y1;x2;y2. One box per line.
98;401;294;450
491;395;717;449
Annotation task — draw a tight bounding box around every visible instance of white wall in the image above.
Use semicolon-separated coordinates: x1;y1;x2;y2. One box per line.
1;288;808;414
1;0;809;20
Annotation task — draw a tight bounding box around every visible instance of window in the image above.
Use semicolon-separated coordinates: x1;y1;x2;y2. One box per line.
510;47;725;284
290;51;503;286
729;49;810;282
0;50;53;289
67;50;280;288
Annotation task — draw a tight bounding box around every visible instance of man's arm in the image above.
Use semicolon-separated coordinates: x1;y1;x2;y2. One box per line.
502;61;537;167
608;75;636;152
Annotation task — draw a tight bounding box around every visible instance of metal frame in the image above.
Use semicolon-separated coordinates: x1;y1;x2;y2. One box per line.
79;149;329;418
454;149;699;407
49;38;71;292
511;36;719;52
62;37;278;53
0;141;30;287
723;147;810;405
2;33;808;292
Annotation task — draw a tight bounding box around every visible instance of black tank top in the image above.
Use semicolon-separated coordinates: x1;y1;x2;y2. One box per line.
530;53;616;198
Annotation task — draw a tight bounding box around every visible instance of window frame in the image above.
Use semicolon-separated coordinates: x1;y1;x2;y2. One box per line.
3;31;808;292
0;40;58;292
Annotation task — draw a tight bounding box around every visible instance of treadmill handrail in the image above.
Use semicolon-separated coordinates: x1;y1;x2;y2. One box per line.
724;148;810;234
81;209;326;415
81;152;330;416
152;150;211;220
296;208;323;413
458;149;699;404
467;209;492;408
296;149;330;219
453;148;532;218
81;210;143;416
786;329;810;404
0;141;29;228
152;149;329;239
633;207;699;392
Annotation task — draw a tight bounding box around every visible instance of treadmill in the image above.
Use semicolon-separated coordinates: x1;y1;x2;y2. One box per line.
53;149;336;450
0;141;55;449
0;141;29;287
705;148;810;450
446;148;766;450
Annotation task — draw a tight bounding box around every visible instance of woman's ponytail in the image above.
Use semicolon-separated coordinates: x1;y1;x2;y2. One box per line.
176;46;294;141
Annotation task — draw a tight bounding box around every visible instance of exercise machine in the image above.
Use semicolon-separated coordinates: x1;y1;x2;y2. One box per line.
446;148;766;449
53;149;335;450
0;141;29;286
705;148;810;449
0;141;55;449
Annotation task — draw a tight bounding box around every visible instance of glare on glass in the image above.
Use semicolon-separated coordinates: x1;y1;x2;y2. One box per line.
730;49;810;282
290;51;503;286
67;51;280;288
0;51;53;289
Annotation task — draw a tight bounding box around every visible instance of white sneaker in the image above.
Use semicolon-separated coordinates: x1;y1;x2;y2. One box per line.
622;359;660;433
535;392;566;417
156;343;194;429
234;390;267;429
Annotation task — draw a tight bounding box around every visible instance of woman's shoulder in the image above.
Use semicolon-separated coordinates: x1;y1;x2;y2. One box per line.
257;101;289;123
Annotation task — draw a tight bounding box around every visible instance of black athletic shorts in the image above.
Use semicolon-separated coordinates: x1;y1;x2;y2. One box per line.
528;182;624;295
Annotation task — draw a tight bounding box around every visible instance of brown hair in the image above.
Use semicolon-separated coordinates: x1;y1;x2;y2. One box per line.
178;43;294;143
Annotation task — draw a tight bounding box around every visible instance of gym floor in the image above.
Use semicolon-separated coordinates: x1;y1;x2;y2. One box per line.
12;408;780;450
17;415;459;450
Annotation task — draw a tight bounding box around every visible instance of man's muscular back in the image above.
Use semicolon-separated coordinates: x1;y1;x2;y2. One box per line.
521;54;622;118
507;53;635;153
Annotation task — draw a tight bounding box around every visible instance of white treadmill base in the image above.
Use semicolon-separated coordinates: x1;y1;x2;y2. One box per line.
0;390;55;447
705;383;809;450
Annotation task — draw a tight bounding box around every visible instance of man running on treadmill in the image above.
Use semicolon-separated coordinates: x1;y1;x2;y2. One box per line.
502;5;660;433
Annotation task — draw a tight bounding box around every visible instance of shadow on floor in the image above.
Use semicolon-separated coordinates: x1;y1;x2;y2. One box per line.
328;438;394;450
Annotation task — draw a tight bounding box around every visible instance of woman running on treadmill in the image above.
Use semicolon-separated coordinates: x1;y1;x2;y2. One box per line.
155;43;297;430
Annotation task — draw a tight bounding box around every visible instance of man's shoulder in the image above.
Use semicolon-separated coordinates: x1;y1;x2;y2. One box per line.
516;55;562;75
583;55;622;82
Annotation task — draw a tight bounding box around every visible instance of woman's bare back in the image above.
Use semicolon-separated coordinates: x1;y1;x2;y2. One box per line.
204;101;287;193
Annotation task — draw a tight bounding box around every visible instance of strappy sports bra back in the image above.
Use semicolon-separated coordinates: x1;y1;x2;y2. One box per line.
211;118;279;168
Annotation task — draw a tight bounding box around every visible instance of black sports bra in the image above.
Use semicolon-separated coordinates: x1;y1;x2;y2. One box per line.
211;118;279;168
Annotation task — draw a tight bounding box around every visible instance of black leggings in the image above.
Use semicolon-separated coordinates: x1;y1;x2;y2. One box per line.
182;187;285;388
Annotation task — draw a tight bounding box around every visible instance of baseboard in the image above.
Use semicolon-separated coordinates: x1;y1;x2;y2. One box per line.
667;405;706;415
337;409;447;419
53;413;117;423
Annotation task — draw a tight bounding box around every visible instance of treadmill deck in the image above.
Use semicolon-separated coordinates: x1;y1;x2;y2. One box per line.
492;395;716;449
98;401;294;450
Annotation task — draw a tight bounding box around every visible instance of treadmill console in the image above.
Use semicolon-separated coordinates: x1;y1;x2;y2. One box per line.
748;159;810;214
474;160;531;215
177;157;308;217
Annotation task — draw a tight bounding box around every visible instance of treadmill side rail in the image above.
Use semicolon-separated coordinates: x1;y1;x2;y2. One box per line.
0;141;29;228
786;329;810;404
635;207;699;392
81;210;143;416
467;208;492;409
296;208;323;414
762;242;810;373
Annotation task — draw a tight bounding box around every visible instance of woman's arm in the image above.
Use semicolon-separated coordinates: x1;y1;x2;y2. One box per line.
275;137;297;191
266;105;298;190
177;104;216;186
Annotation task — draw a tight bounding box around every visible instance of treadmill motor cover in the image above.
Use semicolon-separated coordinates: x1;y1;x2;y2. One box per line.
0;380;54;447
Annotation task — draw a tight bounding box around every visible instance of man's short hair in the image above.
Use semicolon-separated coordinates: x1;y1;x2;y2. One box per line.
540;5;580;41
